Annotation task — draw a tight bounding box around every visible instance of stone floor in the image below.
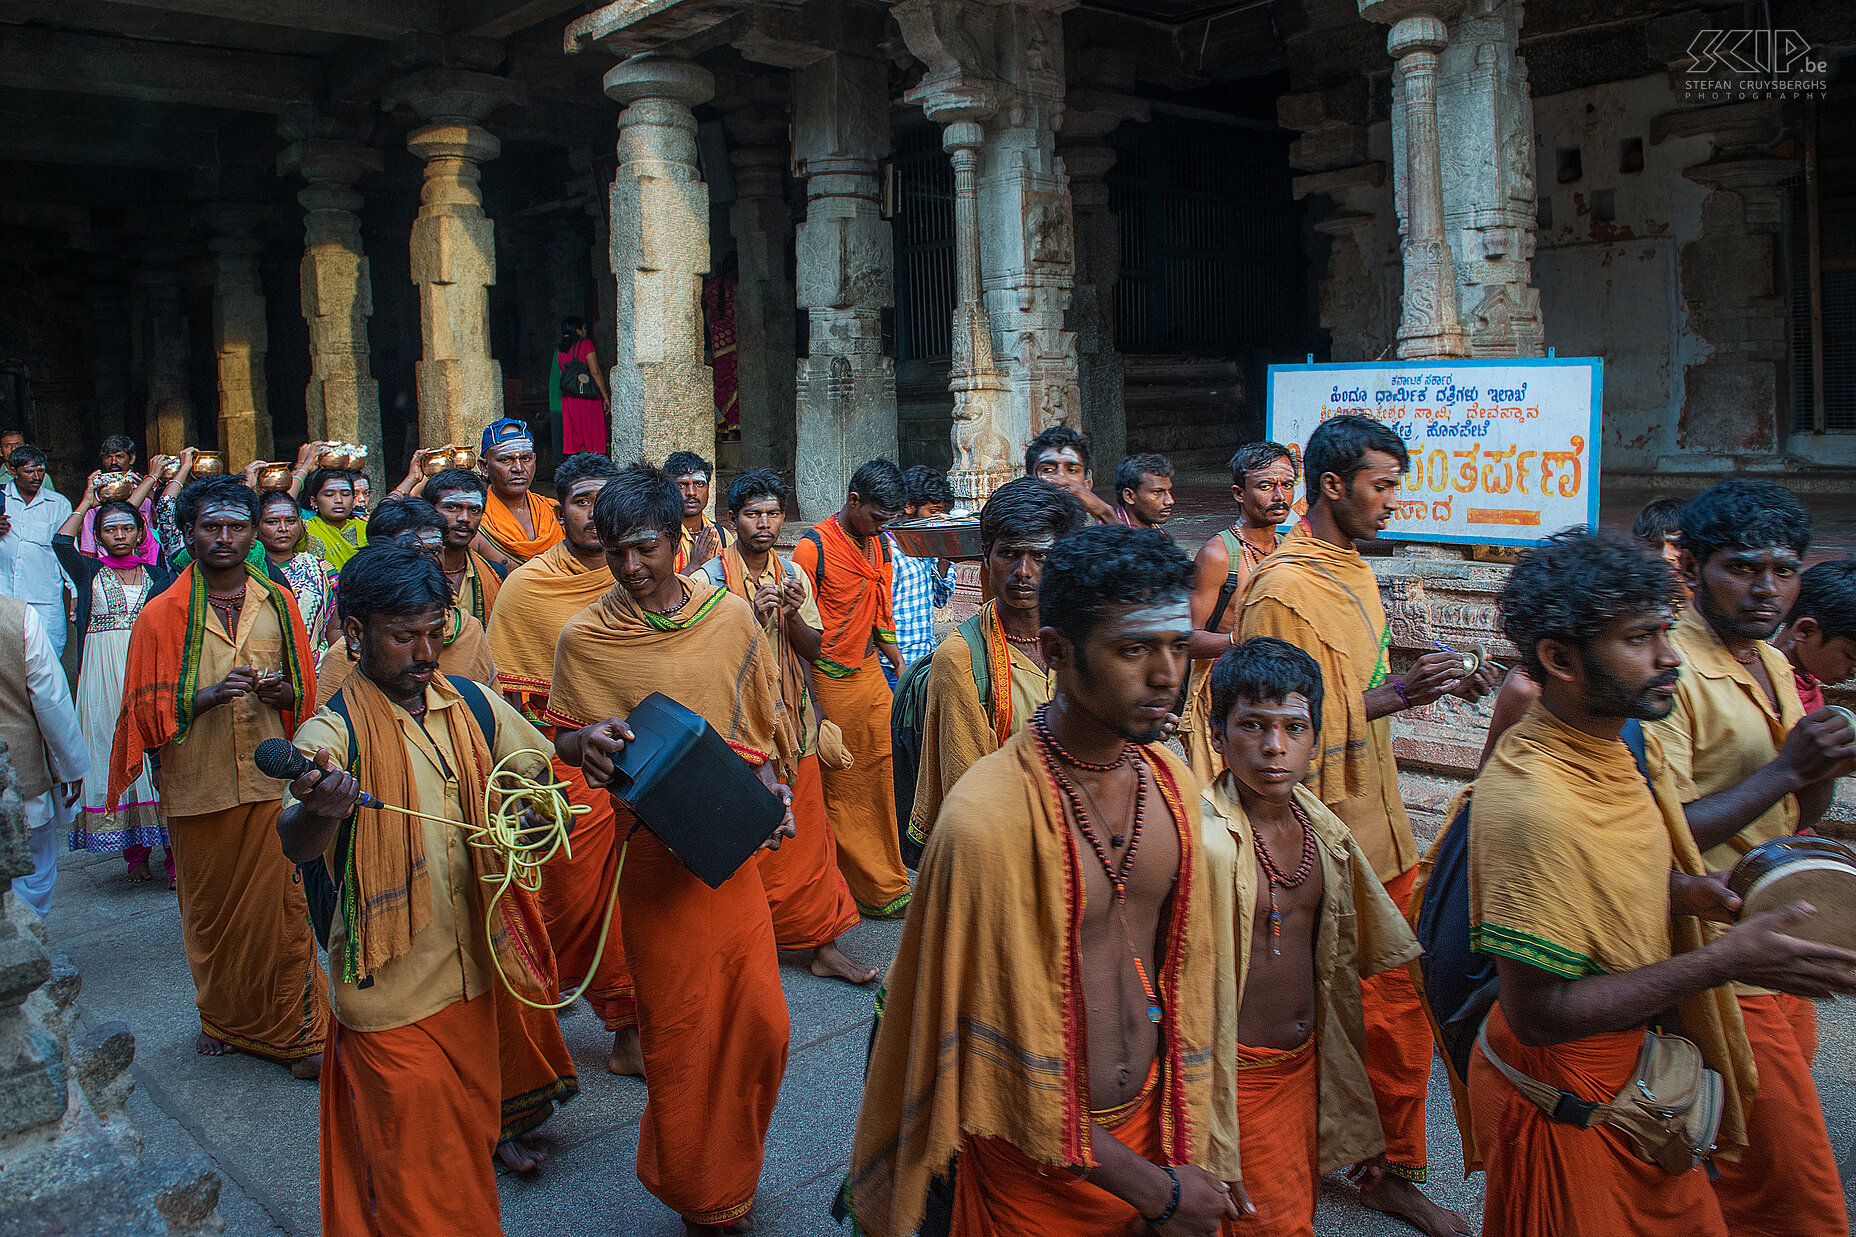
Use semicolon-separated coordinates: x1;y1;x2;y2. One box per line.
39;845;1856;1236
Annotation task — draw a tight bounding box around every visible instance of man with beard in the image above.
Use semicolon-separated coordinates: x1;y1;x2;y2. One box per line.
697;468;876;985
1181;442;1298;782
546;463;796;1235
1236;416;1496;1237
475;419;563;568
1646;477;1854;1237
1111;453;1176;531
906;477;1084;857
664;450;733;572
110;477;326;1076
421;468;504;625
848;525;1240;1237
488;452;641;1077
1469;527;1856;1236
278;544;560;1235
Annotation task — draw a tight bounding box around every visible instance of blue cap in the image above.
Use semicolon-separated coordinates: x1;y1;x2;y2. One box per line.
481;418;535;455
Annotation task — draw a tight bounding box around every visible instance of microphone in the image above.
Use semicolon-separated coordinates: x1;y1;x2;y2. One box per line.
254;737;385;810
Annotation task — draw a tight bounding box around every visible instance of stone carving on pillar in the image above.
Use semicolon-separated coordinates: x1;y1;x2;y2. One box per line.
383;68;525;451
134;255;193;457
279;138;386;484
205;204;275;467
600;53;717;468
793;51;899;522
1363;0;1470;360
1438;0;1543;358
723;76;798;476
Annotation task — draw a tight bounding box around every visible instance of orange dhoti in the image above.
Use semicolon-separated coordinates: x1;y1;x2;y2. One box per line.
494;964;578;1143
763;752;860;949
1223;1039;1318;1237
538;753;635;1031
1783;990;1818;1063
1359;864;1431;1179
812;653;910;917
321;992;504;1236
168;802;327;1062
1710;993;1847;1237
952;1063;1167;1237
1469;1007;1726;1237
620;809;789;1227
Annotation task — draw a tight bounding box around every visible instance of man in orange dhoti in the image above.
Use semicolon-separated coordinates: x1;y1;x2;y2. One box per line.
1646;479;1854;1237
1467;528;1856;1237
1198;639;1420;1237
698;469;874;984
547;463;796;1235
474;419;563;568
490;452;641;1076
1180;442;1296;783
278;545;563;1236
792;459;911;918
848;526;1242;1237
110;477;327;1077
906;478;1083;856
1236;416;1495;1236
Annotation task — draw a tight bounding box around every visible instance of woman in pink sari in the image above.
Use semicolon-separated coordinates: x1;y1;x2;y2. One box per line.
554;316;610;455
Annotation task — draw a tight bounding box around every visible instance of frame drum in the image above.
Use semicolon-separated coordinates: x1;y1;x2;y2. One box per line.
1728;836;1856;949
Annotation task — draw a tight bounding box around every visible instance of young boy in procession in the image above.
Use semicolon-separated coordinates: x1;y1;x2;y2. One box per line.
1774;557;1856;713
421;467;505;625
1199;637;1420;1237
665;449;733;572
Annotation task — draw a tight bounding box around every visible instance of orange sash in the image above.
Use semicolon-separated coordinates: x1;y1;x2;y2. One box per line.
479;489;563;564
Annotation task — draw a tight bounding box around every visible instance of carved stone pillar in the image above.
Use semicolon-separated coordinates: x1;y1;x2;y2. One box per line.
1438;0;1543;357
793;51;899;521
1363;1;1470;360
134;255;193;457
385;68;524;450
205;204;274;467
603;54;716;469
279;139;385;482
724;78;797;476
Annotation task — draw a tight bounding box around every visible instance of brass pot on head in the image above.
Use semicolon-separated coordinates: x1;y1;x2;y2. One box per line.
255;463;294;492
191;451;225;477
94;472;139;502
157;457;183;482
318;443;355;470
420;447;453;477
447;446;477;470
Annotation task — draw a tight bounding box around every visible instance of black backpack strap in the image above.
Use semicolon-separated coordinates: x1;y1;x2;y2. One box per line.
1620;718;1653;785
445;676;497;745
801;528;825;591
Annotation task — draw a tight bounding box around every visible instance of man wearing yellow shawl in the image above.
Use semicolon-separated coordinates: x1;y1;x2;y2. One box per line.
473;419;563;568
1469;528;1856;1237
110;477;327;1077
907;478;1082;854
848;526;1241;1237
1648;480;1854;1237
1236;415;1494;1236
279;545;559;1237
546;463;797;1235
488;452;644;1077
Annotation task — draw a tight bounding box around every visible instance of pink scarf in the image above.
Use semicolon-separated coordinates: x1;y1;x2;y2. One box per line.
89;500;158;569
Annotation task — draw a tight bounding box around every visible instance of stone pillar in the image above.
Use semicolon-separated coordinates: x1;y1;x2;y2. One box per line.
793;52;899;521
384;69;524;450
205;205;274;467
1363;1;1469;360
1437;0;1543;357
724;80;798;476
279;140;385;480
603;54;716;469
135;255;193;457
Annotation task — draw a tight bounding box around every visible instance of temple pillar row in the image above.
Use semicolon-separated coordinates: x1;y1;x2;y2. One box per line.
723;74;798;478
205;204;275;467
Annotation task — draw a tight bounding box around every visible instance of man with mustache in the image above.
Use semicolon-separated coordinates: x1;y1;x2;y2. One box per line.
1468;527;1856;1237
1236;415;1496;1237
475;419;563;568
1646;477;1855;1237
1181;441;1299;783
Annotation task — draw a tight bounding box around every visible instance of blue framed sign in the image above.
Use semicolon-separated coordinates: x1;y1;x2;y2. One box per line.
1265;357;1603;548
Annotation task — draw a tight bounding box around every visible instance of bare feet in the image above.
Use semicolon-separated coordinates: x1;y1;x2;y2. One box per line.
195;1031;232;1057
496;1134;548;1176
1358;1171;1474;1237
290;1053;323;1081
608;1026;645;1077
126;858;152;883
808;940;879;986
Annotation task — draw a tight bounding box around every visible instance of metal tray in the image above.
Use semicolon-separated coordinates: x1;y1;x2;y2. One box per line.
886;516;984;560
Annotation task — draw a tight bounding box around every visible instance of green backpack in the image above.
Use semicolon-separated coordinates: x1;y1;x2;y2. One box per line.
891;611;991;868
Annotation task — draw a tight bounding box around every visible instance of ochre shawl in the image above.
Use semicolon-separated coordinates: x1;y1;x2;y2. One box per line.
908;602;1014;845
480;489;564;564
543;574;790;773
845;730;1214;1237
712;544;813;759
459;549;504;625
487;539;613;702
792;515;894;678
109;562;314;806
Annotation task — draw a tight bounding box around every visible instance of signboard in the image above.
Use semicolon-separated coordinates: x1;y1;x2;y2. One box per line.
1265;358;1602;548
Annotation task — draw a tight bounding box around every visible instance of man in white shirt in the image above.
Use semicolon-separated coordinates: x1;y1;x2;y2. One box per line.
0;594;86;917
0;445;74;660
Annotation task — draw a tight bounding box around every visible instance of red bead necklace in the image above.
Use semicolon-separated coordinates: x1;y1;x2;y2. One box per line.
1254;799;1318;956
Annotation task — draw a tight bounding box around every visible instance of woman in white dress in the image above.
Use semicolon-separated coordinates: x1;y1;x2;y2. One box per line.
55;486;176;885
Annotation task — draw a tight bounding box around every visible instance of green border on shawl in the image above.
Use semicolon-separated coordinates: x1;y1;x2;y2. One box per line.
1471;921;1601;980
640;584;724;632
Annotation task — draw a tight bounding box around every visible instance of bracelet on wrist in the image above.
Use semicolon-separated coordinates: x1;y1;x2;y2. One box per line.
1391;677;1411;709
1144;1165;1182;1227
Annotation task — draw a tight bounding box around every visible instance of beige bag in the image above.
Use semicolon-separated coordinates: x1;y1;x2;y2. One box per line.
1478;1021;1723;1175
817;719;854;771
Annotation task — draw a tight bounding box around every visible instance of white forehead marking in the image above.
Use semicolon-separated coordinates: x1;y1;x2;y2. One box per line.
438;492;485;509
1121;600;1193;630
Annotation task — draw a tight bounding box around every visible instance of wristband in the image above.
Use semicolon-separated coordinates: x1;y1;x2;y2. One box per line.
1145;1165;1181;1227
1391;676;1410;709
